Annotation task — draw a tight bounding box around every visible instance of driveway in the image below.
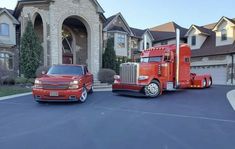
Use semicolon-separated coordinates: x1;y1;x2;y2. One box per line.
0;85;234;149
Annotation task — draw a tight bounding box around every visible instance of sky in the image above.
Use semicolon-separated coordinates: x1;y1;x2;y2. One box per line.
1;0;235;29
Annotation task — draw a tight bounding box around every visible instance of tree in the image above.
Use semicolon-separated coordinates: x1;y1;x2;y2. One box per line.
102;38;116;71
20;20;43;78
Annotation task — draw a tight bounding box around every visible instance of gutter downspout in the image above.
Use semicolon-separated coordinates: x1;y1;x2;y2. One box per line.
175;28;180;88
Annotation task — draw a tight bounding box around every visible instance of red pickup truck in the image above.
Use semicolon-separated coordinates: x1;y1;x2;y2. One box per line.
32;64;93;103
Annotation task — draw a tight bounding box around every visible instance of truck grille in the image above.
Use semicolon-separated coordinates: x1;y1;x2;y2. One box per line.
42;81;70;90
43;85;69;90
120;63;139;84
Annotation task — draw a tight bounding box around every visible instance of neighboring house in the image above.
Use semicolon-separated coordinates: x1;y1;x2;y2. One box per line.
185;16;235;85
0;8;19;76
150;22;188;46
103;13;134;58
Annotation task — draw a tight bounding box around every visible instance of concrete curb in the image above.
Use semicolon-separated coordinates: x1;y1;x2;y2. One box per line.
0;92;32;101
0;89;112;101
227;90;235;111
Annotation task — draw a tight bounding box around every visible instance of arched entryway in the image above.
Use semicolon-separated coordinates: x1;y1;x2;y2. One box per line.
33;13;44;65
62;16;88;65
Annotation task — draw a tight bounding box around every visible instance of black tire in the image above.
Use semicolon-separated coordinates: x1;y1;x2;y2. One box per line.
144;81;161;98
89;85;94;94
207;77;212;88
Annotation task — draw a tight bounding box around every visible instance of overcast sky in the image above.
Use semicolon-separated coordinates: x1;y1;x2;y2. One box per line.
1;0;235;29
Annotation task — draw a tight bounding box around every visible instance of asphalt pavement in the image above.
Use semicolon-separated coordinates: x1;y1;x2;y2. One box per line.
0;85;235;149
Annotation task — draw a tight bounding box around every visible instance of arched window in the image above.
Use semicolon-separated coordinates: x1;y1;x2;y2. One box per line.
0;23;9;36
0;52;13;70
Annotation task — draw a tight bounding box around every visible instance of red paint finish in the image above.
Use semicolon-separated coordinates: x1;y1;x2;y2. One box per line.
113;44;212;97
32;64;93;102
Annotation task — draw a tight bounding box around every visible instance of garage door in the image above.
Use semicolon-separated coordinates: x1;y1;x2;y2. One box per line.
191;65;227;85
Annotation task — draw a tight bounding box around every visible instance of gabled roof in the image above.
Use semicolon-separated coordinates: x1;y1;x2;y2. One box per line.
130;27;154;40
190;17;235;57
185;25;211;37
150;22;188;42
212;16;235;31
103;12;133;36
0;8;19;25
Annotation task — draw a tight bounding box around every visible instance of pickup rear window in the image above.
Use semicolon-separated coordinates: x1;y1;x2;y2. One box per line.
141;56;162;63
47;65;83;75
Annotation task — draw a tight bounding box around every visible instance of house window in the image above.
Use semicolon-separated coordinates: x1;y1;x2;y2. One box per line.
146;42;150;49
191;36;196;46
0;52;13;70
116;34;126;49
161;41;168;45
0;23;10;36
221;29;227;41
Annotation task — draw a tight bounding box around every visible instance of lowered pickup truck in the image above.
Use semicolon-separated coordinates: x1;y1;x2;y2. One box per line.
33;64;93;103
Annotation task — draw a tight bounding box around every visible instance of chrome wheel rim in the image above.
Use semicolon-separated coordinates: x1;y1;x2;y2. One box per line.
80;87;87;102
208;79;212;86
203;80;206;87
145;83;159;97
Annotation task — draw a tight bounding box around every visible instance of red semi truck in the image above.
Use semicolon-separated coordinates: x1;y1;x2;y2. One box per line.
112;30;212;97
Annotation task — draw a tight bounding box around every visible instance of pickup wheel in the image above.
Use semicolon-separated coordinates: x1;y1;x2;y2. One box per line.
79;87;88;103
144;81;161;98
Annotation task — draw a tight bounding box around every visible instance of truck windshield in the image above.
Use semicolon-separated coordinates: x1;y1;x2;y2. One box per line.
141;56;162;63
47;65;83;75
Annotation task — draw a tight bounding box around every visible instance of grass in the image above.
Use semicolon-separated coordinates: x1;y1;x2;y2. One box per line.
0;86;32;97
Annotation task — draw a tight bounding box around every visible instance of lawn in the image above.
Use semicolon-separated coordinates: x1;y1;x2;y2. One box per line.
0;86;32;97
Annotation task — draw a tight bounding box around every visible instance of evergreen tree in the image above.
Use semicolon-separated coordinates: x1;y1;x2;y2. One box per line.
102;38;116;71
20;20;43;78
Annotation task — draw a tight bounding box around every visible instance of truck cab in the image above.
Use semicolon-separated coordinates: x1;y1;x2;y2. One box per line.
112;44;212;97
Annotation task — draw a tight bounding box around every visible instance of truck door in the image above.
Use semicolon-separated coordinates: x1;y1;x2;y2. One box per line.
163;51;174;82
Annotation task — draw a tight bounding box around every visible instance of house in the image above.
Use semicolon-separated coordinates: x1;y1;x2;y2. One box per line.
185;17;235;85
0;8;19;76
150;22;188;46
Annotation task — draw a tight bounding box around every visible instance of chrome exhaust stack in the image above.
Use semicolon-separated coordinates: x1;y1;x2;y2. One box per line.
175;28;180;88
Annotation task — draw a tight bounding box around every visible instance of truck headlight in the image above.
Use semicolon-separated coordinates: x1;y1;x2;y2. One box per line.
114;75;120;80
69;80;79;89
138;76;149;81
34;79;42;89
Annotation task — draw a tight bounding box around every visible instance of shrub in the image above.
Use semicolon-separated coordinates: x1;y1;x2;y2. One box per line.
3;77;15;85
98;69;116;84
15;77;28;85
102;38;116;71
27;78;35;84
36;66;50;78
20;20;43;78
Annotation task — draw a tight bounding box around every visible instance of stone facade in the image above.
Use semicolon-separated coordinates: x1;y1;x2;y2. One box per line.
16;0;104;78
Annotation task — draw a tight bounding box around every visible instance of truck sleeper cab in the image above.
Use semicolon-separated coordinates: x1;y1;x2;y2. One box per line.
112;44;212;97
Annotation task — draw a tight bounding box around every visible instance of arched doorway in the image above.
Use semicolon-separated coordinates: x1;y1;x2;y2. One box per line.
33;13;44;65
62;17;88;65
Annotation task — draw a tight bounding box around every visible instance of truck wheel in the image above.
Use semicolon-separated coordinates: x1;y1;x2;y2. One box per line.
203;79;207;88
144;81;161;97
80;87;88;103
207;78;212;88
